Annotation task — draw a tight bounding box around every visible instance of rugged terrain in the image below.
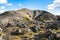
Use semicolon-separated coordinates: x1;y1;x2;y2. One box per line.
0;8;60;40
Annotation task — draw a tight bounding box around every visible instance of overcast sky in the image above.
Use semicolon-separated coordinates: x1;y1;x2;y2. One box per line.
0;0;60;15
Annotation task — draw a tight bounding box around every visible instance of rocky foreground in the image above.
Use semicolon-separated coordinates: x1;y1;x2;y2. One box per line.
0;8;60;40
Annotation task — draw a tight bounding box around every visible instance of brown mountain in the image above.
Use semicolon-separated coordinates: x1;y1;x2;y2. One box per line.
0;8;57;27
0;8;57;21
32;10;57;21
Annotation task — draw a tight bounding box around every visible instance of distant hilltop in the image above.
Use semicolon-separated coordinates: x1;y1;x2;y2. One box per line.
0;8;60;40
0;8;60;27
0;8;58;21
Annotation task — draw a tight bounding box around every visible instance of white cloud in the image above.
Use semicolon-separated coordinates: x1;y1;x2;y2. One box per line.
0;6;5;9
0;0;7;4
0;6;6;13
5;3;13;6
0;10;6;13
47;0;60;10
19;3;24;8
15;9;19;10
53;0;60;3
48;4;56;10
19;4;22;6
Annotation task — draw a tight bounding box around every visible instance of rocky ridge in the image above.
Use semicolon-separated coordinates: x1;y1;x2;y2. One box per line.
0;8;60;40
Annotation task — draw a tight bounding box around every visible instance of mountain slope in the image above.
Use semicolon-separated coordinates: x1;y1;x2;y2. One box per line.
32;10;57;21
0;8;57;27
